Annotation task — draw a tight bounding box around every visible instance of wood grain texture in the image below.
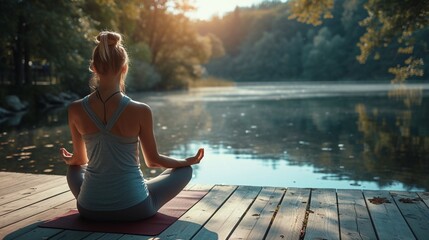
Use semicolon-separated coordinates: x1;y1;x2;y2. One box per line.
337;189;377;240
304;188;339;240
1;172;428;240
364;190;416;240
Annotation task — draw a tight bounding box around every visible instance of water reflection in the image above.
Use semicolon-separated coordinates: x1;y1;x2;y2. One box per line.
0;82;428;191
355;83;429;190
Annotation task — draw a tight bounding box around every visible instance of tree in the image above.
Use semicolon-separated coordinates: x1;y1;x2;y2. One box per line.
132;0;223;89
0;0;224;93
288;0;429;82
288;0;334;26
84;0;223;90
302;27;346;80
0;0;93;91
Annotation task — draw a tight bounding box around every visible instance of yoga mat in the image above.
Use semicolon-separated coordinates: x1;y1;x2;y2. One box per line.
39;190;207;236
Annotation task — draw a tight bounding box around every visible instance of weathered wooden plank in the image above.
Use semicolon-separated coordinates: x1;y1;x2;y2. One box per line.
193;185;261;239
1;172;428;240
364;190;415;240
229;187;284;240
391;191;429;240
0;174;62;196
265;187;310;240
0;183;69;216
84;233;124;240
117;234;153;240
183;183;196;190
0;173;40;188
0;172;61;183
7;227;63;240
0;172;17;179
337;189;377;240
3;222;41;240
65;232;123;240
417;192;429;208
186;184;214;191
47;230;93;240
157;185;237;240
0;173;53;192
0;199;76;238
80;232;106;240
0;191;74;228
305;188;339;240
0;177;67;205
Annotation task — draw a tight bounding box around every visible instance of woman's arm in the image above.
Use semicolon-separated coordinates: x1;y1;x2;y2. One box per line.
60;102;89;166
138;103;204;168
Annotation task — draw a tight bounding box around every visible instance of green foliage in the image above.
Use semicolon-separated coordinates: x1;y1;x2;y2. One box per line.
0;0;93;93
358;0;429;82
127;60;161;91
288;0;334;26
302;27;347;80
2;0;427;91
289;0;429;83
135;2;223;89
0;0;225;93
199;0;429;83
85;0;226;90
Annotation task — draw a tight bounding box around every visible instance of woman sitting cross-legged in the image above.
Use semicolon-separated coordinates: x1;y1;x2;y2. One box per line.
61;31;204;221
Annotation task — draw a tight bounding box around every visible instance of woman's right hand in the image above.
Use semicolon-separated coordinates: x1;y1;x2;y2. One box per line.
60;147;74;165
60;147;87;165
186;148;204;165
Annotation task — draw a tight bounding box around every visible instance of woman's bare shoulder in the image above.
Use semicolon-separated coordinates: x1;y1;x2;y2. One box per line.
128;99;152;115
67;98;84;113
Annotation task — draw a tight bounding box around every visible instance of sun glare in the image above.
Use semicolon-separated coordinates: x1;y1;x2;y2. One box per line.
187;0;264;20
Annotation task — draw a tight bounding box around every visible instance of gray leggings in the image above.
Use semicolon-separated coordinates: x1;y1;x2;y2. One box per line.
66;165;192;221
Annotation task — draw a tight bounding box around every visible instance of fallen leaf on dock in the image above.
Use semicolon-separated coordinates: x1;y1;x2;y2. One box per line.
399;198;420;203
369;197;391;205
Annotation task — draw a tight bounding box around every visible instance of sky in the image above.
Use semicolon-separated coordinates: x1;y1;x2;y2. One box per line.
186;0;275;20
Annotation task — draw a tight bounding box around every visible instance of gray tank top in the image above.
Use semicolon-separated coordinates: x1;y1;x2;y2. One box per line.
77;94;149;211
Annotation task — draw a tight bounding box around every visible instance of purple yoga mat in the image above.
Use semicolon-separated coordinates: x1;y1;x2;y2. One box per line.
39;190;207;236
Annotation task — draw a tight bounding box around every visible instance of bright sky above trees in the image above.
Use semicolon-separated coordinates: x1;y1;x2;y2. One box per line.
187;0;285;20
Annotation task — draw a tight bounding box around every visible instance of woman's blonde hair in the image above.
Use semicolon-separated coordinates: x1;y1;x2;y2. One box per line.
89;31;129;92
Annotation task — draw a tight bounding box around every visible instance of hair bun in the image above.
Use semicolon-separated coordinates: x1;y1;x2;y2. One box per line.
96;31;122;46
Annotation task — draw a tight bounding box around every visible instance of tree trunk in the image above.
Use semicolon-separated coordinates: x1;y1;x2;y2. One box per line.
13;16;25;86
24;36;31;85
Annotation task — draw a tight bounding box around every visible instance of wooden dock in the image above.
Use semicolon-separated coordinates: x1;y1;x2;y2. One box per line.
1;172;429;240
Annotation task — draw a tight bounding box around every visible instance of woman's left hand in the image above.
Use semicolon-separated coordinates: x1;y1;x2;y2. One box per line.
185;148;204;165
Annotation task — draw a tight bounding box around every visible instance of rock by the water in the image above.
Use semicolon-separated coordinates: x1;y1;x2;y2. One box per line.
38;92;80;109
58;92;79;102
0;107;12;117
5;95;28;112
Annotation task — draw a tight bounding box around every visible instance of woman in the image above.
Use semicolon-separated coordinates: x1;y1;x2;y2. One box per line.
60;31;204;221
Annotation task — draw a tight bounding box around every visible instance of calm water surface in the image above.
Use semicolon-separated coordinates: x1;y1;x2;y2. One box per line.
1;82;428;191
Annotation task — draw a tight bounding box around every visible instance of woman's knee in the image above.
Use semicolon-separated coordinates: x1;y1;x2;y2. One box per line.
66;165;86;199
177;165;193;182
160;166;193;187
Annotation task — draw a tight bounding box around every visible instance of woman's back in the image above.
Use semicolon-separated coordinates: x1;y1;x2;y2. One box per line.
76;94;149;211
70;92;144;139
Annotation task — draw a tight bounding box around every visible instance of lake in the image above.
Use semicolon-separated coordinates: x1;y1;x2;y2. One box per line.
1;82;428;191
